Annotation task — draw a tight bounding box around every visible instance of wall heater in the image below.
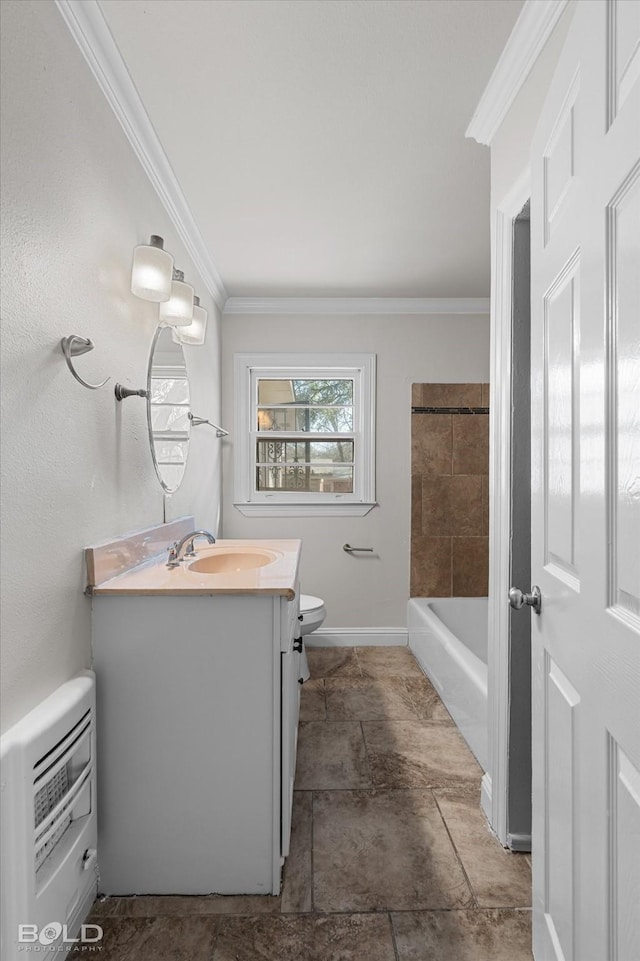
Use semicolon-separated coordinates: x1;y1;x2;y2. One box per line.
0;672;98;960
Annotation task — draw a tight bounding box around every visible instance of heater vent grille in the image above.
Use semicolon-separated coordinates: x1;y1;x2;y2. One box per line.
0;673;98;961
34;767;72;870
35;766;70;828
31;708;93;876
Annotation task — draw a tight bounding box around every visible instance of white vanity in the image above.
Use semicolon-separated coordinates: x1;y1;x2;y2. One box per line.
86;521;302;896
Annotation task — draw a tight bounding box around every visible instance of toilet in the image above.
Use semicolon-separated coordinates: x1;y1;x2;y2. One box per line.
298;594;326;683
299;594;326;637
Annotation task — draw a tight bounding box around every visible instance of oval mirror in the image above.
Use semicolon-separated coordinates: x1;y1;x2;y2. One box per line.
146;325;191;493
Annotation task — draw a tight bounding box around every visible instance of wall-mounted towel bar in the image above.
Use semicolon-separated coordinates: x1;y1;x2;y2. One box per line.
188;412;229;438
343;544;374;553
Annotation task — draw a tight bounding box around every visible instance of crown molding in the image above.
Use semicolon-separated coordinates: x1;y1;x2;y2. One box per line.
55;0;227;308
466;0;569;146
223;297;490;316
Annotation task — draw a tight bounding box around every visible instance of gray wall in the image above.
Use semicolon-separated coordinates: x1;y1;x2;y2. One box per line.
221;312;490;628
0;0;222;732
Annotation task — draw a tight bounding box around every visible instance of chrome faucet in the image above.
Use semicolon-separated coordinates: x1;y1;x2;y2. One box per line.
166;530;216;568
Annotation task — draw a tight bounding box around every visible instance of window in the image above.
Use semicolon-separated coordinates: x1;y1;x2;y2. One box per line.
149;361;190;491
234;353;376;516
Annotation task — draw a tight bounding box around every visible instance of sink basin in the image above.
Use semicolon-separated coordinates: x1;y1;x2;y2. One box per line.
188;549;279;574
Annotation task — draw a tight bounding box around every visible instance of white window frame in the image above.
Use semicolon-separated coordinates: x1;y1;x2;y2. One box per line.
233;352;376;516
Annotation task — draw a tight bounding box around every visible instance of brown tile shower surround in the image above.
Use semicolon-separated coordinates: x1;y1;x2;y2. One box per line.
78;647;532;960
411;383;490;597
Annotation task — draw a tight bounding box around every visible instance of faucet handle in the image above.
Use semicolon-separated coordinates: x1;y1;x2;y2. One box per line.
166;543;181;568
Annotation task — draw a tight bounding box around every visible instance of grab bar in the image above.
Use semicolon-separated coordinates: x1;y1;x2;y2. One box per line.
343;544;374;553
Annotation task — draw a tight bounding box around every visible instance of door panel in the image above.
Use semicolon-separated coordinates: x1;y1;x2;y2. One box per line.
544;252;580;586
607;164;640;624
608;738;640;961
544;656;579;961
543;73;579;245
607;0;640;125
530;2;640;959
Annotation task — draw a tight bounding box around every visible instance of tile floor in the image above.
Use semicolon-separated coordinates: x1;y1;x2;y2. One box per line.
76;646;533;960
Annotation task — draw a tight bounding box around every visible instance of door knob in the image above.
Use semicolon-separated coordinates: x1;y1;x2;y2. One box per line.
509;585;542;615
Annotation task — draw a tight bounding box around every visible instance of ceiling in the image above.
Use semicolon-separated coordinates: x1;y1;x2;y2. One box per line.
99;0;524;299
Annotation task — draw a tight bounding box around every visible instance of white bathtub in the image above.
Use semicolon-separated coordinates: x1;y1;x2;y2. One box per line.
408;597;488;771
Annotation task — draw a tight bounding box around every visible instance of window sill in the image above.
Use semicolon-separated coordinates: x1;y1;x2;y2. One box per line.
233;502;377;517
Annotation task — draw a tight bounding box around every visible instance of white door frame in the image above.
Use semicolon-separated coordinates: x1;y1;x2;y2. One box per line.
485;168;532;846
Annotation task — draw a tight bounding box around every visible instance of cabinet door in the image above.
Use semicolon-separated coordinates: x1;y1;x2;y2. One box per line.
280;610;301;858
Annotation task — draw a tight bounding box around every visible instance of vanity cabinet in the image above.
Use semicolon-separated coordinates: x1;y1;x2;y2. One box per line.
91;588;301;895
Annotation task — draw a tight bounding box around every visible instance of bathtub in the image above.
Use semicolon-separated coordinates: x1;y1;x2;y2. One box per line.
408;597;488;771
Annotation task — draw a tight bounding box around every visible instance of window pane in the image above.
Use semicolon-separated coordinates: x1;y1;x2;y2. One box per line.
257;378;353;406
153;441;188;465
151;406;189;433
256;440;354;464
256;465;354;493
150;377;190;405
290;379;353;405
257;407;353;431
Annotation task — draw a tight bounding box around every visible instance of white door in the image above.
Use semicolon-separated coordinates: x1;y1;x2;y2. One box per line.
529;1;640;959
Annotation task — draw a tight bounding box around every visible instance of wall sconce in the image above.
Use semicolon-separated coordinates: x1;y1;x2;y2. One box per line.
131;235;173;302
172;294;207;346
131;233;206;339
159;268;194;327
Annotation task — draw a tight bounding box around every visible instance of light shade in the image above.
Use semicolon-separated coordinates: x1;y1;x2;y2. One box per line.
172;295;207;346
159;268;194;327
131;235;173;302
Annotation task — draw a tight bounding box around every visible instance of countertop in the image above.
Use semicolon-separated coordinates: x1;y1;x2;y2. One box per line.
89;538;302;598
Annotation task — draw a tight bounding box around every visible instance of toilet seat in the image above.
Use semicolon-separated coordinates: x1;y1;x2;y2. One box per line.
299;594;326;636
300;594;324;614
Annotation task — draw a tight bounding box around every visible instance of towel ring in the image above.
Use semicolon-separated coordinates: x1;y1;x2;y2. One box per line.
60;336;109;390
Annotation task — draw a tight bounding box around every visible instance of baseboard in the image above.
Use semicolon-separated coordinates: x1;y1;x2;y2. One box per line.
507;832;532;852
306;628;408;648
481;772;493;823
